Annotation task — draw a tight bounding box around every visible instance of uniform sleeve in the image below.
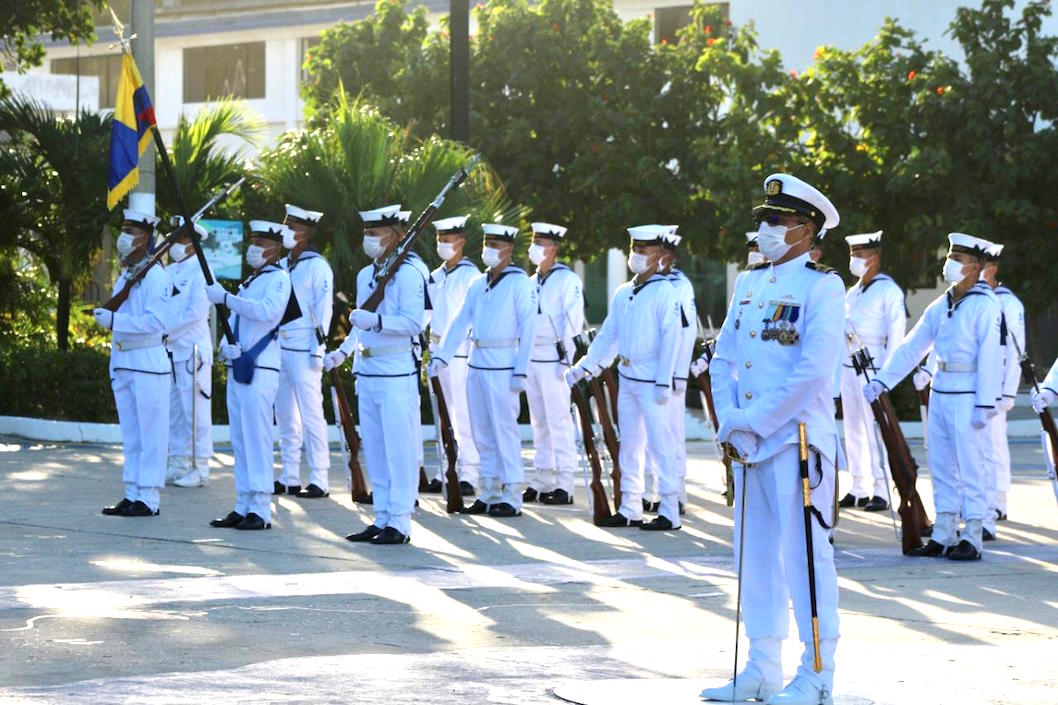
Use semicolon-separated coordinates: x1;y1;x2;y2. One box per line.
337;327;359;357
581;290;621;373
673;285;697;381
225;272;290;323
881;283;907;367
743;274;845;438
876;299;940;390
1002;299;1026;398
378;267;424;336
513;275;538;377
165;268;210;341
1042;357;1058;395
974;299;1002;408
113;268;170;335
709;281;743;422
313;260;334;336
559;272;585;339
436;281;477;363
653;284;681;387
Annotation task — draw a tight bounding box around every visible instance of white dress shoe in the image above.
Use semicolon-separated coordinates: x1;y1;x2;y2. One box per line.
173;469;206;488
700;671;779;701
764;675;832;705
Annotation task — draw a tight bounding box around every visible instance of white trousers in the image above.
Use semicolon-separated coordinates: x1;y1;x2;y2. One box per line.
168;353;214;474
927;391;989;550
733;445;840;692
227;369;279;522
645;389;689;504
526;358;577;494
113;369;171;511
467;368;524;508
839;364;885;498
617;380;680;525
434;357;480;485
982;408;1011;531
358;375;419;535
275;349;330;491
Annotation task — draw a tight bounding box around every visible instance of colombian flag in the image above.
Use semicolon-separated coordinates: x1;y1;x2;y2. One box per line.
106;54;157;209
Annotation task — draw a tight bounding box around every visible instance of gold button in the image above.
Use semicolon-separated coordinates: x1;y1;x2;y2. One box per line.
749;331;757;338
745;392;753;400
769;276;776;283
745;361;752;369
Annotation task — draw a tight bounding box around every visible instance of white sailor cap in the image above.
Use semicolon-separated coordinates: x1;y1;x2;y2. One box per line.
947;232;993;258
170;215;209;241
753;173;839;231
398;210;412;225
482;223;519;241
284;204;323;226
985;242;1004;262
627;224;669;245
530;222;568;240
844;230;882;249
745;231;760;247
359;204;402;226
433;215;470;235
249;220;293;242
661;225;682;250
122;208;160;231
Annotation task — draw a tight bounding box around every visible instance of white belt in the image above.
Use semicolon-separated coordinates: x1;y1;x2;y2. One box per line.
855;335;886;346
114;335;164;352
533;337;560;346
938;360;976;373
357;343;410;359
472;337;518;349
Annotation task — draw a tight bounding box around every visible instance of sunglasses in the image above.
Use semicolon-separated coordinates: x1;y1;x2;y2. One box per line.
756;213;808;228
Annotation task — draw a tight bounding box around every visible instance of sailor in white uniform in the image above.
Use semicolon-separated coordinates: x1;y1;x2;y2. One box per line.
325;205;426;544
865;233;1002;561
95;209;172;517
746;231;767;267
1032;359;1058;412
838;231;906;511
164;218;214;489
524;221;584;506
424;215;481;496
566;224;681;531
699;175;844;705
274;204;333;499
205;221;293;531
429;223;537;518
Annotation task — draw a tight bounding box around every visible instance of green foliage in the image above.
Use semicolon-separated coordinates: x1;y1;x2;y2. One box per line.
0;0;103;93
0;344;113;421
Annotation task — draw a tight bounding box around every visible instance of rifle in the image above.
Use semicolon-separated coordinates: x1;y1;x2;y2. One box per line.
1009;333;1058;508
94;178;246;312
573;329;623;511
571;384;613;524
426;370;464;513
694;336;734;507
852;347;931;554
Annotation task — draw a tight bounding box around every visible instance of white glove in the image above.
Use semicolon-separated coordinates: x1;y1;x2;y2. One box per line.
912;368;932;391
219;342;242;361
564;365;588;387
654;385;669;405
205;282;227;305
673;378;687;394
863;379;886;403
717;408;753;444
970;406;990;429
323;350;347;372
510;375;527;394
1032;388;1055;414
426;358;448;378
690;356;709;377
726;430;759;461
350;309;380;331
92;308;113;330
996;396;1015;413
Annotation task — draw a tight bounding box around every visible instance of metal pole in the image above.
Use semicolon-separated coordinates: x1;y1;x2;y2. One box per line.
130;0;156;214
191;344;198;477
449;0;470;142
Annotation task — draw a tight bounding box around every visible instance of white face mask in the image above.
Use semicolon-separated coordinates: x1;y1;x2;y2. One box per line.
436;241;458;261
246;244;269;269
747;250;766;266
849;256;869;277
282;229;299;250
362;235;385;260
527;243;548;266
116;232;138;258
943;257;967;284
170;243;191;263
627;252;651;274
481;245;502;269
756;221;805;261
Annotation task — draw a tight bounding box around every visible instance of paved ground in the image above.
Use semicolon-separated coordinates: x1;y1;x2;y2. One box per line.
0;435;1056;704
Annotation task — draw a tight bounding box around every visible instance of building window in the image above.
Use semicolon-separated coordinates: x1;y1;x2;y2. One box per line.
183;42;265;102
655;3;728;44
51;54;123;109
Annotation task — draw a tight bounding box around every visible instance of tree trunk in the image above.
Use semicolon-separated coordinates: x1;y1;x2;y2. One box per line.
56;277;71;351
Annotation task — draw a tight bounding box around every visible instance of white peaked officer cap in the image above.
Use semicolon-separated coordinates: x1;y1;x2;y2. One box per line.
627;224;669;245
947;232;993;258
661;225;682;250
359;204;402;226
985;242;1004;262
171;215;209;241
284;204;324;225
753;173;839;231
745;231;760;247
122;208;161;230
398;210;412;225
844;231;883;249
482;223;519;241
530;222;568;240
434;215;470;234
249;220;293;243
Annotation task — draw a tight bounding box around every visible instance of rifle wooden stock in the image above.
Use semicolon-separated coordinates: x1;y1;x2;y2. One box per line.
587;375;621;511
429;375;464;513
869;391;931;554
696;368;734;506
571;384;612;525
331;370;371;504
600;367;620;426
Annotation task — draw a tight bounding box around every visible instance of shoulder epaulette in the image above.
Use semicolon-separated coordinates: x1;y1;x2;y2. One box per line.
747;261;770;271
805;261;839;275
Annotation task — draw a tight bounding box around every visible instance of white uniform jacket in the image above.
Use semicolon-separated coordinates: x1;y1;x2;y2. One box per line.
532;263;584;364
110;263;171;375
280;249;333;354
349;260;425;377
223;265;291;372
429;257;479;357
164;258;212;363
580;273;680;388
844;272;905;368
995;284;1025;402
1042;358;1058;395
436;265;537;377
668;268;697;384
711;254;846;465
876;281;1002;409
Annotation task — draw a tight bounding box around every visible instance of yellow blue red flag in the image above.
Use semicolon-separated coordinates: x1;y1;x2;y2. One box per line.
106;54;156;209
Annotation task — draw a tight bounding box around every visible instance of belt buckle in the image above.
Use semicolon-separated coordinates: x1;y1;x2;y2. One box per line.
115;341;124;352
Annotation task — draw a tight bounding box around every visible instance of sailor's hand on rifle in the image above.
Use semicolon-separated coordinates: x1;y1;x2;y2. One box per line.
970;406;991;429
564;364;588;387
912;368;931;391
350;309;380;331
92;308;113;330
323;350;347;372
863;379;886;403
690;355;709;377
426;358;447;378
717;408;753;443
219;342;242;361
510;375;527;394
205;282;227;305
1032;388;1055;414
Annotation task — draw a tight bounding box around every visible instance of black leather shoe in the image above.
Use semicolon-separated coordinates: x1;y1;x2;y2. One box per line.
522;487;539;503
102;498;133;516
642;499;660;513
422;478;443;494
210;511;244;528
370;527;410;545
640;516;680;531
459;481;476;496
488;502;522;518
679;502;686;516
908;539;949;557
837;493;858;508
540;489;573;505
346;525;383;542
597;512;643;528
234;512;270;530
982;528;996;542
460;499;489;515
948;539;982;561
863;496;889;512
296;483;329;499
273;481;286;496
121;500;159;517
856;495;870;508
286;484;301;496
996;508;1008;522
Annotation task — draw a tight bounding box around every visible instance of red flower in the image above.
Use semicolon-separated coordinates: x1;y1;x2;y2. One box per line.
704;25;711;34
475;3;483;8
725;19;732;26
907;70;917;81
789;69;798;78
552;22;560;32
936;85;944;95
706;37;715;46
661;38;668;45
591;144;601;154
